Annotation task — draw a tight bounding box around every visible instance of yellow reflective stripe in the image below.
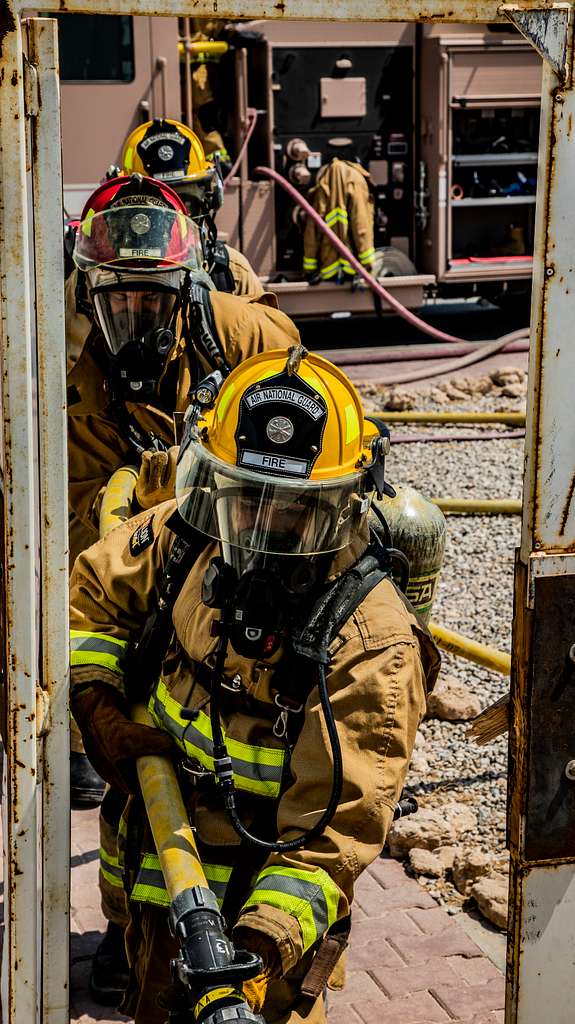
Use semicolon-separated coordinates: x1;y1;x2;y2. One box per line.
82;208;95;237
99;846;123;888
303;257;318;269
131;853;231;908
150;679;285;798
359;247;376;265
320;259;342;279
325;206;348;226
345;403;360;444
217;381;236;422
70;630;128;675
244;866;340;953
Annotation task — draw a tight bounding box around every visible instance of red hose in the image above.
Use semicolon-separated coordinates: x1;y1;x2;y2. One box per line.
321;338;529;367
255;165;530;353
224;109;258;187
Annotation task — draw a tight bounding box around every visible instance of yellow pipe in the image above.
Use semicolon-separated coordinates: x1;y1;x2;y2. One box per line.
132;703;207;901
432;498;522;515
372;411;525;425
429;622;511;676
178;40;229;59
99;465;139;539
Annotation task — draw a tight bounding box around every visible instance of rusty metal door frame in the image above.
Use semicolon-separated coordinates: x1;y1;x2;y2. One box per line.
0;2;573;1023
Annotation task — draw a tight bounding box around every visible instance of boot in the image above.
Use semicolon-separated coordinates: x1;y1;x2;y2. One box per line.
70;751;106;809
89;922;130;1006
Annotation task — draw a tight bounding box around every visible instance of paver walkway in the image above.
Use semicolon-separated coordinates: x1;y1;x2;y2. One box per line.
65;808;505;1024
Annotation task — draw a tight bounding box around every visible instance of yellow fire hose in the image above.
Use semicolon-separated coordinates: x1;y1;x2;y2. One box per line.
132;702;207;899
432;498;522;515
99;465;139;540
372;411;525;425
429;621;511;676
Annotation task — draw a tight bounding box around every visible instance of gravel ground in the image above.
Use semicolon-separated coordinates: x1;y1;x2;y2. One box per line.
356;370;525;911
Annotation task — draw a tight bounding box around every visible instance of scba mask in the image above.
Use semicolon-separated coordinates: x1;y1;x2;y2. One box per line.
176;349;386;658
89;272;181;402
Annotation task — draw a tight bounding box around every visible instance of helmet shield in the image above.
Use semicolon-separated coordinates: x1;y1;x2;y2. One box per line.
176;441;369;562
91;280;179;356
74;203;201;272
173;168;224;219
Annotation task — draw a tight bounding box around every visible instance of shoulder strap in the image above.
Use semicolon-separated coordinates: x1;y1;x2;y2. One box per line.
292;546;391;666
187;284;231;374
126;512;208;695
208;241;235;294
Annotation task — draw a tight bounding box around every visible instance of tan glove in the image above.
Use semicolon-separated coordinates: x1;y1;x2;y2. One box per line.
234;929;281;1014
135;446;179;510
71;684;174;795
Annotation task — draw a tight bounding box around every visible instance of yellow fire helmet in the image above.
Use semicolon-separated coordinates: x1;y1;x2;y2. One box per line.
120;118;224;217
176;346;393;562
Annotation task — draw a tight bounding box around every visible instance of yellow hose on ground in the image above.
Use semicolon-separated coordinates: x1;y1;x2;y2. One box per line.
132;703;208;900
179;40;229;59
99;465;139;539
432;498;521;515
373;411;525;425
429;622;511;676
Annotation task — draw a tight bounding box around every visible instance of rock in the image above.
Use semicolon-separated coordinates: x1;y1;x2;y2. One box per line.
452;847;493;895
426;676;482;722
409;848;445;878
444;386;469;401
489;367;525;387
414;729;426;749
471;875;509;930
501;383;526;399
409;749;429;773
387;802;477;857
434;845;457;871
383;390;416;411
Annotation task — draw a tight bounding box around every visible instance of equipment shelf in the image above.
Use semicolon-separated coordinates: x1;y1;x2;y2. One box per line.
451;195;536;207
452;152;538;166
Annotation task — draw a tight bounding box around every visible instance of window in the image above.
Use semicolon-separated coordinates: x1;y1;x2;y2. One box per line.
55;15;135;83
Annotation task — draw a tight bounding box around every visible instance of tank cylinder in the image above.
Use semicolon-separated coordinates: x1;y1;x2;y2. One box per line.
374;484;446;623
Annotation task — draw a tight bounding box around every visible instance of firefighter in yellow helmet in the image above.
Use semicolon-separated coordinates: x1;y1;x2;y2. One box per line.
67;175;300;995
69;348;440;1024
66;118;269;375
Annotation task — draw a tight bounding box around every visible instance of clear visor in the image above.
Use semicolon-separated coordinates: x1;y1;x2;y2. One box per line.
176;441;370;557
92;283;178;355
73;204;202;271
173;171;219;219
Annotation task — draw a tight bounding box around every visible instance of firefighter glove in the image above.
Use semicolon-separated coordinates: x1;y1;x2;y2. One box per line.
234;930;282;1014
71;683;174;795
135;446;179;509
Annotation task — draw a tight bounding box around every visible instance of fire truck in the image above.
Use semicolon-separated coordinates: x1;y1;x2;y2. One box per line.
57;15;542;317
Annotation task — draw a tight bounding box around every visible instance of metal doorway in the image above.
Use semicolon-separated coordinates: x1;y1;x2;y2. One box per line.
0;2;574;1022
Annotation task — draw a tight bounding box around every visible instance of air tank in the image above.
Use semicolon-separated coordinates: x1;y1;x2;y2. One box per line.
374;484;446;624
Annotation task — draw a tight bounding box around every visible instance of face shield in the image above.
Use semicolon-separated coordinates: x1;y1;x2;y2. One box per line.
89;274;180;356
73;203;202;273
173;169;223;221
176;438;370;577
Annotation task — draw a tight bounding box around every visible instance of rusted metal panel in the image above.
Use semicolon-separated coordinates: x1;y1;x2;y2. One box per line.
26;18;70;1024
502;4;572;82
520;60;575;558
22;0;539;22
521;574;575;860
0;7;40;1021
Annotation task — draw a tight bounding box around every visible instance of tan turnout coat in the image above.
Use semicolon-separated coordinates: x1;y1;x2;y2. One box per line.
70;500;440;1024
303;159;375;281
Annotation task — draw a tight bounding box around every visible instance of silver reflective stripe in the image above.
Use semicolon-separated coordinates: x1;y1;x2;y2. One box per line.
149;690;283;789
253;875;329;937
70;635;126;660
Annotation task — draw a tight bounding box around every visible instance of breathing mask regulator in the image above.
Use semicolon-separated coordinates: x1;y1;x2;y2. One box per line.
175;346;397;852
